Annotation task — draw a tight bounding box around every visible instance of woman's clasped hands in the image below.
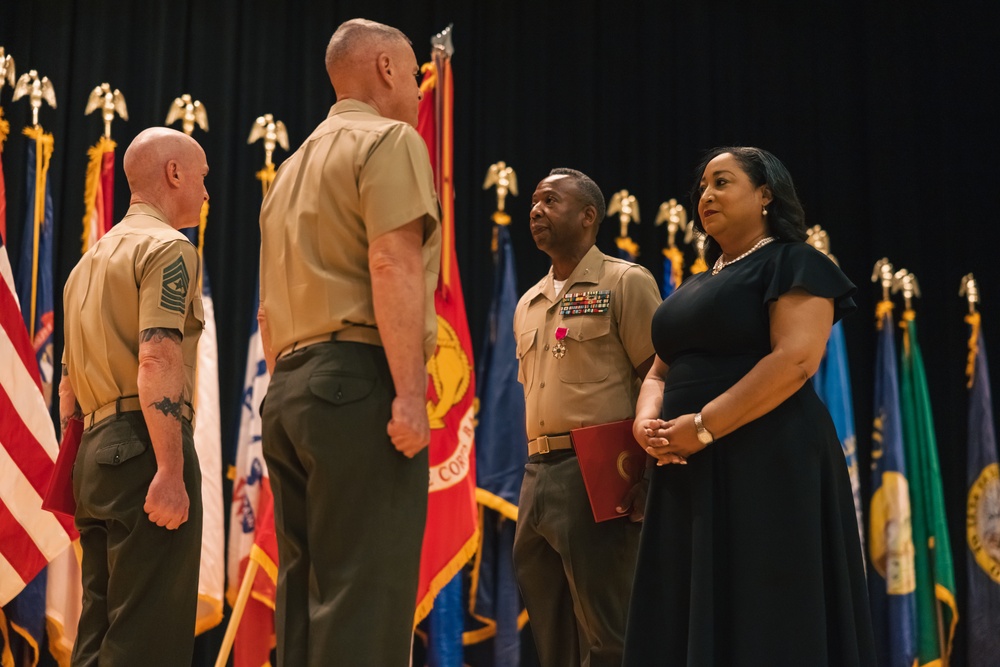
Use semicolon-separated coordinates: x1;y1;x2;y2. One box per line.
634;414;708;466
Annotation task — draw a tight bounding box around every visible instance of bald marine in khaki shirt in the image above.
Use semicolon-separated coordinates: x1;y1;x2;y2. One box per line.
59;127;208;667
257;18;440;666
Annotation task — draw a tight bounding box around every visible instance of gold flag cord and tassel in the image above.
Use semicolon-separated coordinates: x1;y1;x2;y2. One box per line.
22;125;53;341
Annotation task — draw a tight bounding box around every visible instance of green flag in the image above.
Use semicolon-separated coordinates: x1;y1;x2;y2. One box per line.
898;311;958;665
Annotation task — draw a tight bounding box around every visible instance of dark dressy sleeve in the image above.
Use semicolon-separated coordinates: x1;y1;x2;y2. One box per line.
762;242;857;324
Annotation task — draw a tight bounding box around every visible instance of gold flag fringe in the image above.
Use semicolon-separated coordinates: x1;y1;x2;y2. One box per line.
615;236;639;259
875;300;894;330
662;245;684;288
900;308;915;355
255;163;276;199
965;311;981;388
81;136;116;253
0;107;9;149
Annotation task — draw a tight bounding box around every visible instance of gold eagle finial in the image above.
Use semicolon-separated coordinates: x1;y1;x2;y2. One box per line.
871;258;896;303
12;68;57;127
960;273;979;315
247;114;289;167
805;224;839;266
0;48;15;92
483;161;518;217
655;199;687;249
85;83;128;139
892;268;920;312
607;190;640;238
165;94;208;136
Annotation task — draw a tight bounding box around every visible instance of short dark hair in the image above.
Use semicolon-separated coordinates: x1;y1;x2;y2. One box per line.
548;168;606;224
689;146;807;264
325;19;410;74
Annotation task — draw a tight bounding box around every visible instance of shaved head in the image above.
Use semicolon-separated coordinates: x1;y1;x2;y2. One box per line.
124;127;200;192
123;127;208;230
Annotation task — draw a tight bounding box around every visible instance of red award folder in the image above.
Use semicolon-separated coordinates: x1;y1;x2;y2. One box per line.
42;416;83;519
570;418;648;522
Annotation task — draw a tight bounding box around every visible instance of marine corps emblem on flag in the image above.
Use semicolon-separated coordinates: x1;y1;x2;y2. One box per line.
160;254;189;313
426;315;471;430
967;462;1000;583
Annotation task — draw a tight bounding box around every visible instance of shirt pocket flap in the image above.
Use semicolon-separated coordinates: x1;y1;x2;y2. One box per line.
570;315;611;341
308;373;376;406
517;328;538;358
95;440;148;466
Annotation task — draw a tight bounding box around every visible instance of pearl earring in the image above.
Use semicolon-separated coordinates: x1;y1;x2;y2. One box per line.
762;206;768;216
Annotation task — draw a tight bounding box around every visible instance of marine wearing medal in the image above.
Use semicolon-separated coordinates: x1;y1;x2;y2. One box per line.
512;168;661;666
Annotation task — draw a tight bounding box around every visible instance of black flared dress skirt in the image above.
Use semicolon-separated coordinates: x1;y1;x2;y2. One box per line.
623;242;877;666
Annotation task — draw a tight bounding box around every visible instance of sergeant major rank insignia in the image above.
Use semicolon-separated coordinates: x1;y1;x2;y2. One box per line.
160;255;189;314
560;290;611;316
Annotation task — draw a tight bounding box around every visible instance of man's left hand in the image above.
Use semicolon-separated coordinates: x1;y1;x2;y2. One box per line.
617;477;649;522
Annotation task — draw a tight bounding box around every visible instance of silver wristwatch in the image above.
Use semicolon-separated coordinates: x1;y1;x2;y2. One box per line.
694;412;715;445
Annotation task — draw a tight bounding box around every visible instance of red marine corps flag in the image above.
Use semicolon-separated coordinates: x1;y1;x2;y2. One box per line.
414;26;479;638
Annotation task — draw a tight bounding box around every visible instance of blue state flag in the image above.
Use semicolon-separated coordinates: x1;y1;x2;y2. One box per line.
0;568;46;666
15;129;55;405
868;304;917;667
813;320;864;550
964;318;1000;667
466;223;527;666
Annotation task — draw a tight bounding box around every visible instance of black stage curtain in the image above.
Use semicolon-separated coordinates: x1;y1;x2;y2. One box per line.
2;2;998;665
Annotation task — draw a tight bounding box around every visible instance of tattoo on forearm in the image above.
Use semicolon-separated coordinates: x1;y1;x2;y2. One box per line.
149;397;183;421
62;365;69;377
139;327;182;344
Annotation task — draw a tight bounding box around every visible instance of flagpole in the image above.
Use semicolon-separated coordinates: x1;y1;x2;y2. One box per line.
216;117;288;667
214;560;259;667
30;130;42;338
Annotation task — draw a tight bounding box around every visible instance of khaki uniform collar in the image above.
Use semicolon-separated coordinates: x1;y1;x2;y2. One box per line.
328;99;381;119
122;202;171;226
529;244;604;304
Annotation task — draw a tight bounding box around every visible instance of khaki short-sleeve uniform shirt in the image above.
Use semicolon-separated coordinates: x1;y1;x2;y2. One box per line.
513;246;662;440
259;99;441;360
62;203;204;415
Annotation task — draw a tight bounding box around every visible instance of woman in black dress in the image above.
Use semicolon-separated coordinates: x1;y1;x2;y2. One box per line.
624;147;876;666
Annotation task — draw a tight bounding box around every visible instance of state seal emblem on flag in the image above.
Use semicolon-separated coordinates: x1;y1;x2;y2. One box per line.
967;462;1000;583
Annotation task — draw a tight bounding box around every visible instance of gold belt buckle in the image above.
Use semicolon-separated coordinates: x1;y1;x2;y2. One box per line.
536;435;550;455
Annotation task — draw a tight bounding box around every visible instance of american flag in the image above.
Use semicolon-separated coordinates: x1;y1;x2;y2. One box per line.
0;233;74;605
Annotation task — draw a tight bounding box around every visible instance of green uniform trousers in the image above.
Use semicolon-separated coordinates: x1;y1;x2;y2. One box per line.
262;341;428;666
513;451;640;667
72;411;202;667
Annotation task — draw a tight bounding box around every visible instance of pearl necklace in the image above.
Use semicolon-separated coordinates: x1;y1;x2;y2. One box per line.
711;236;776;275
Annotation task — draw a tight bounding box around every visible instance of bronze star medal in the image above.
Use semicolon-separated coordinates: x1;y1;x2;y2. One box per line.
553;326;568;359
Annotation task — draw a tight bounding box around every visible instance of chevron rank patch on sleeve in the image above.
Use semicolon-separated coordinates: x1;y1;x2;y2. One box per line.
160;254;190;314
